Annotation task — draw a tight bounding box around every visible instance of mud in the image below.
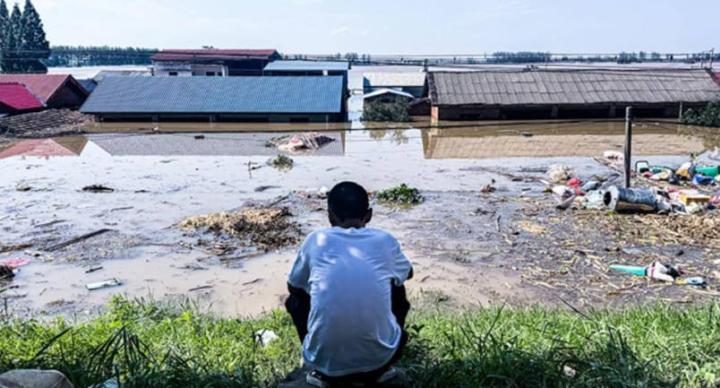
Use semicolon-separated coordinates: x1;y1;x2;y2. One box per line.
1;124;719;319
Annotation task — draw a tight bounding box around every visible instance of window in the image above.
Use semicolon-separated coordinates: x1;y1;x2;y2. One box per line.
206;72;216;76
169;72;178;76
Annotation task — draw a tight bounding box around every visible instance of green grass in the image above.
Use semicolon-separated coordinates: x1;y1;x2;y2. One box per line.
1;297;719;387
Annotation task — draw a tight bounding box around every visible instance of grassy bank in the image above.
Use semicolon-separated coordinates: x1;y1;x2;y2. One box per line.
1;297;718;387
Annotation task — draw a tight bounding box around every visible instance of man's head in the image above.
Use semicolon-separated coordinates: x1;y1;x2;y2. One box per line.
327;182;372;228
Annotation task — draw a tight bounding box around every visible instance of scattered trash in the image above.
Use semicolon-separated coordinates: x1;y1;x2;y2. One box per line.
86;278;123;291
678;190;710;206
583;190;605;210
255;329;279;347
180;206;301;251
603;150;624;161
85;266;103;273
695;165;719;177
242;278;263;286
480;179;497;193
45;229;112;252
677;277;707;287
610;262;683;282
581;181;601;192
254;185;280;193
266;133;335;154
0;258;31;269
603;186;669;213
547;164;573;183
189;285;213;292
267;154;294;171
82;185;115;193
693;174;714;186
15;183;31;192
552;185;576;210
376;184;424;205
0;369;74;388
194;135;206;140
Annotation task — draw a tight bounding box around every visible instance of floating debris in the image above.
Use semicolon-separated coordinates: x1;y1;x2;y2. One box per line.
267;155;294;171
179;206;301;251
82;185;115;193
376;184;424;206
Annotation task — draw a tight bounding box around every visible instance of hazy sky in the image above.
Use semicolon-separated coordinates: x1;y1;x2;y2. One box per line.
27;0;719;54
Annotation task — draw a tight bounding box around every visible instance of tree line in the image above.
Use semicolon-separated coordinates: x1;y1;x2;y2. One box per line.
46;46;158;67
0;0;49;73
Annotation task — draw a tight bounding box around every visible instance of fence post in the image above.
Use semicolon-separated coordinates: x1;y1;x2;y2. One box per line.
624;106;633;188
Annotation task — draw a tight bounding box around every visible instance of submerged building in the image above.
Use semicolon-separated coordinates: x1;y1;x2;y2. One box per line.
363;72;427;97
80;76;348;123
151;49;282;77
427;69;720;121
0;74;89;109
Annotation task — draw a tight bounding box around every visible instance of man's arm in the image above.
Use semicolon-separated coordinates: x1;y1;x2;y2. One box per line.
285;283;311;342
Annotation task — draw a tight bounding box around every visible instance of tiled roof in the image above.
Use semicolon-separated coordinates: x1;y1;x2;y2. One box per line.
428;69;720;106
81;76;344;114
152;49;279;62
0;138;85;158
0;74;86;103
264;60;349;72
0;83;45;111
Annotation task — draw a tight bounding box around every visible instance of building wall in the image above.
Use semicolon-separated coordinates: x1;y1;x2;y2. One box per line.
46;84;88;109
433;103;704;121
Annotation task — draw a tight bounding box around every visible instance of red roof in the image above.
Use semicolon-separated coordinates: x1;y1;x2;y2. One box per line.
0;74;86;104
152;49;279;62
713;72;720;85
0;83;44;112
0;139;77;159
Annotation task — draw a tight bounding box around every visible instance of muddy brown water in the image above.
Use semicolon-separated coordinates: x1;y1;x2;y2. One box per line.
1;121;718;318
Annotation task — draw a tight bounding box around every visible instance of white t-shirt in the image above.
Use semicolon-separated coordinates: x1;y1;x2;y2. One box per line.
287;227;413;377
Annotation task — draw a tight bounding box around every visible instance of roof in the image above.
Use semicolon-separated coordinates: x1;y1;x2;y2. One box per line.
0;137;87;159
0;83;45;111
93;69;151;82
264;60;349;72
364;72;427;88
363;88;415;100
0;74;88;103
152;49;280;62
428;69;720;107
90;133;344;157
81;76;344;114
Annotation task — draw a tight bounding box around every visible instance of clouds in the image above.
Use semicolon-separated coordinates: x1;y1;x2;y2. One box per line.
23;0;720;54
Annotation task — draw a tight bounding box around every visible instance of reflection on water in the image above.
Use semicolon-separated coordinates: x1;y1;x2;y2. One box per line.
1;121;716;161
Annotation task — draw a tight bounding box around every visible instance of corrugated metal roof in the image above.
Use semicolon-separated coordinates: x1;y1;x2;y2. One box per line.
0;74;86;103
428;70;720;106
364;72;427;87
90;133;344;156
152;49;279;62
0;83;45;111
80;76;344;114
264;60;349;72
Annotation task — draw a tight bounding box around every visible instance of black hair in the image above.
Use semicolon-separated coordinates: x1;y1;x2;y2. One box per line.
327;181;369;221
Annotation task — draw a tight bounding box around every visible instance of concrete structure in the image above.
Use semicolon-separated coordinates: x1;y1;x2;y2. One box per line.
81;76;348;123
363;72;427;97
427;69;720;121
151;49;281;77
0;74;89;109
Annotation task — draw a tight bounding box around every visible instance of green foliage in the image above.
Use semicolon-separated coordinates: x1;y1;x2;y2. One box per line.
1;299;720;387
682;100;720;128
363;100;411;122
267;154;294;171
376;184;424;205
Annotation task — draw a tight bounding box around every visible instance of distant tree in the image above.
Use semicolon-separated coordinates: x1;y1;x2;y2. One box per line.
1;0;49;73
0;1;8;48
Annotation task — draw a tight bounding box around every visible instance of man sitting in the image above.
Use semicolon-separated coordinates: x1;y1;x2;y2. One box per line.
285;181;413;387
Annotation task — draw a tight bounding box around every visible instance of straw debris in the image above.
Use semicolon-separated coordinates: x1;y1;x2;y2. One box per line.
180;207;301;251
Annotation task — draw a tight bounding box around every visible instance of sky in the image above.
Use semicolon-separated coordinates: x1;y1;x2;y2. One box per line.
23;0;720;55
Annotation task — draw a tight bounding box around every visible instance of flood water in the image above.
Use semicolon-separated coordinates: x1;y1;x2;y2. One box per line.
1;120;718;318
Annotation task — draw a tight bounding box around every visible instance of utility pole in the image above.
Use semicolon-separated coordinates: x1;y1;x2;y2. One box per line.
624;107;633;188
710;48;715;70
